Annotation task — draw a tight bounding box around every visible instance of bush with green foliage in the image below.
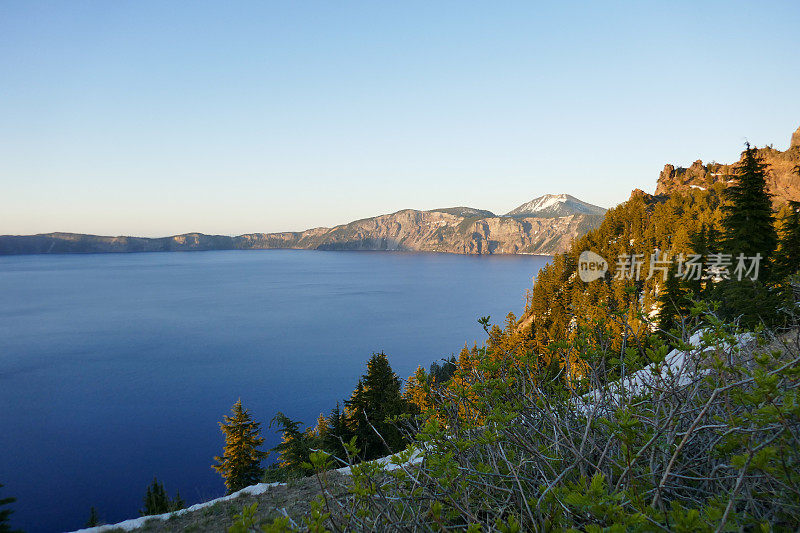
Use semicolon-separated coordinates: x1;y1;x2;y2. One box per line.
233;305;800;531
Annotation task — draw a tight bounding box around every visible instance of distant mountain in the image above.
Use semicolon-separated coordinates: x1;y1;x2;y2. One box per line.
505;194;607;218
655;125;800;204
428;206;496;218
0;196;606;256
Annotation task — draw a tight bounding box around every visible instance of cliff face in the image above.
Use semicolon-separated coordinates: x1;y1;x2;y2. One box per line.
0;208;604;256
241;209;603;255
0;190;611;256
655;125;800;203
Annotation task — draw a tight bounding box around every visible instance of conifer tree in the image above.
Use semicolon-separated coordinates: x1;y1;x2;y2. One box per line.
0;484;21;533
140;477;184;516
684;222;725;305
213;400;268;493
86;506;100;527
346;353;409;459
323;403;351;461
312;412;329;438
344;380;373;458
775;201;800;279
656;265;691;338
720;145;777;276
270;412;313;475
715;145;779;325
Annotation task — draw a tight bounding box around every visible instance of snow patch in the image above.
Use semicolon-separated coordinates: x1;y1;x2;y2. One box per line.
574;330;754;414
68;449;423;533
504;194;606;218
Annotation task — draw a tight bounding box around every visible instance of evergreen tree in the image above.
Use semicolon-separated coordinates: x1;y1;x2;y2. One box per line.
270;412;313;476
346;352;410;459
715;145;779;326
0;484;21;533
656;265;691;338
85;506;100;527
429;356;457;384
720;144;777;276
687;225;710;298
775;201;800;279
322;403;351;462
140;477;184;516
344;380;373;458
212;399;268;493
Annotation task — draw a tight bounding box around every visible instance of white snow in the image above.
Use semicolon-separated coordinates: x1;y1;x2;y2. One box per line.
69;329;754;533
67;448;423;533
504;194;606;218
690;185;707;190
574;330;753;414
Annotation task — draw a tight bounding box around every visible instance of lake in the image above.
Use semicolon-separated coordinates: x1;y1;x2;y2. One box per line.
0;250;550;532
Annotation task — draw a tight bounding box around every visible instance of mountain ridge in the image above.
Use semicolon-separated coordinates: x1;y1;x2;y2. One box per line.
505;193;607;218
0;194;604;256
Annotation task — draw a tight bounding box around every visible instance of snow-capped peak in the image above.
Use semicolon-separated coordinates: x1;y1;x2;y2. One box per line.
504;194;606;218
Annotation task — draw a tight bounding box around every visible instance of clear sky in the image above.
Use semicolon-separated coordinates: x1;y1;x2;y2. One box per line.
1;1;799;237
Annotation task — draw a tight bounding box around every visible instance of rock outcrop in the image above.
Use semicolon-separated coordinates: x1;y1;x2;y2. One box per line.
655;125;800;204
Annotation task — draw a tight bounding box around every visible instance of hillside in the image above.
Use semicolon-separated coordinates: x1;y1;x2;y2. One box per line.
0;195;606;256
62;130;800;533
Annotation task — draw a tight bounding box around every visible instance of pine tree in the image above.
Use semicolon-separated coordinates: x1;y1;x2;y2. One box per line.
345;353;410;459
212;400;268;493
775;201;800;279
0;484;21;533
344;380;372;458
85;506;100;527
715;145;779;326
140;477;184;516
322;403;351;462
720;144;777;277
0;483;22;533
687;225;710;298
656;265;691;338
269;412;313;475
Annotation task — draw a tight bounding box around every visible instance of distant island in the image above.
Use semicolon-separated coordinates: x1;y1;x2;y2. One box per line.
0;194;606;256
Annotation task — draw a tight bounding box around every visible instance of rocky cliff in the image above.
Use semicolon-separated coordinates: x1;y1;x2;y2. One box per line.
0;195;606;256
655;125;800;203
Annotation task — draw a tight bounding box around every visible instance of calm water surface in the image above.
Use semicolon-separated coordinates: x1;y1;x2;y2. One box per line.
0;250;550;532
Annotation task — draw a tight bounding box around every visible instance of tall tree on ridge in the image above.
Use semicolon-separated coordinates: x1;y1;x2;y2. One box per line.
720;144;777;277
716;144;779;325
213;399;268;493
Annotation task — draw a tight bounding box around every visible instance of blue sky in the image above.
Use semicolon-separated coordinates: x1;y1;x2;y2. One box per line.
1;1;799;237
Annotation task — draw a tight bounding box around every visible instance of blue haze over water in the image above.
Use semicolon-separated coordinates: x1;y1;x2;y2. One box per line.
0;250;549;532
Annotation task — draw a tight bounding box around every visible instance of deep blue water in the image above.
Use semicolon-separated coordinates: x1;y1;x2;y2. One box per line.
0;250;549;532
